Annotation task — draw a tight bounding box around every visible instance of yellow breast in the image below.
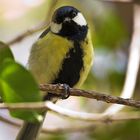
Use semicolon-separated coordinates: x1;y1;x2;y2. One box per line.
28;31;93;88
74;32;94;87
28;32;73;84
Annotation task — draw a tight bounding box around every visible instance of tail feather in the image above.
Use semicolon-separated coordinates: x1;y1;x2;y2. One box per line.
16;100;56;140
16;114;45;140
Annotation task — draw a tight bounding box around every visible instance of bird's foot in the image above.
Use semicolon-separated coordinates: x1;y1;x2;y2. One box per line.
59;84;70;99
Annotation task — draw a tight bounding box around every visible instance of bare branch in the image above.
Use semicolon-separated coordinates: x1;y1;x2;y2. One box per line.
0;114;20;127
41;124;96;134
6;0;134;46
7;21;48;46
103;4;140;115
0;115;96;134
0;101;140;122
47;102;140;122
39;84;140;108
0;102;47;110
7;0;58;46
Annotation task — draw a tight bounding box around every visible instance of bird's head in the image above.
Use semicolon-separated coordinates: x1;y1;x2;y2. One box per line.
50;6;88;40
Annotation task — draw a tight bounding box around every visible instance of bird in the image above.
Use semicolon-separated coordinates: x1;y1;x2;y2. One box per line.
16;6;94;140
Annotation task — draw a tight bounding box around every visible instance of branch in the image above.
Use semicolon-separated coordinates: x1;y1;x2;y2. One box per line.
103;4;140;115
0;114;96;134
7;0;58;46
3;84;137;109
6;0;134;46
7;21;48;46
41;125;96;134
0;101;140;122
46;102;140;122
39;84;140;108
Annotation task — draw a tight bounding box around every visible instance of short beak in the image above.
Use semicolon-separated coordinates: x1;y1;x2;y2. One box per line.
64;18;71;23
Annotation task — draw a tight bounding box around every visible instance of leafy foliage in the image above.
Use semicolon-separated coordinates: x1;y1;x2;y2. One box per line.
0;42;43;122
94;12;128;49
0;41;14;63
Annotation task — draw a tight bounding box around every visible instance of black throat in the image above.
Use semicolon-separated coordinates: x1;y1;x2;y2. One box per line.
58;21;88;41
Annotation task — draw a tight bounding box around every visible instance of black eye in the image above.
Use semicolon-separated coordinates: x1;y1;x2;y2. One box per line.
71;11;77;18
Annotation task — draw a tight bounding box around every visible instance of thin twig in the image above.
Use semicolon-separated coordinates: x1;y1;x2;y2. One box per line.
0;102;47;110
0;101;140;122
6;0;133;46
7;0;58;46
39;84;140;108
41;125;96;134
0;115;96;134
2;82;140;109
47;102;140;122
103;4;140;115
7;21;48;46
0;114;20;127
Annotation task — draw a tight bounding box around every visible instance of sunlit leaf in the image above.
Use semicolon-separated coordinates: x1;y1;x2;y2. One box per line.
0;41;14;64
0;59;43;122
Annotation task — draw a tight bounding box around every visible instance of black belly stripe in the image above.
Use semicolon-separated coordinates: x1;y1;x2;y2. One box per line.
53;41;84;87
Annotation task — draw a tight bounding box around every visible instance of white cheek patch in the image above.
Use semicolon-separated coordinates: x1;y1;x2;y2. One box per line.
50;22;62;33
73;12;87;26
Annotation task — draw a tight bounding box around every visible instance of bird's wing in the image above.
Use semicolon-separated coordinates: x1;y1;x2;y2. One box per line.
39;27;50;39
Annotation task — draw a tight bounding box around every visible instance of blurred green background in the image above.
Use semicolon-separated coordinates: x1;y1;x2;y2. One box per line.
0;0;140;140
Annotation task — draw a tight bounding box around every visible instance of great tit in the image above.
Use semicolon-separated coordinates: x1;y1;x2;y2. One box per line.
16;6;94;140
29;6;93;90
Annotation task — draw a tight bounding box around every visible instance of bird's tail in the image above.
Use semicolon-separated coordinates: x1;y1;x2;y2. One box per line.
16;97;57;140
16;113;46;140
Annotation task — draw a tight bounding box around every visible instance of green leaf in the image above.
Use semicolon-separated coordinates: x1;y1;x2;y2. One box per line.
0;41;14;64
0;59;43;122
